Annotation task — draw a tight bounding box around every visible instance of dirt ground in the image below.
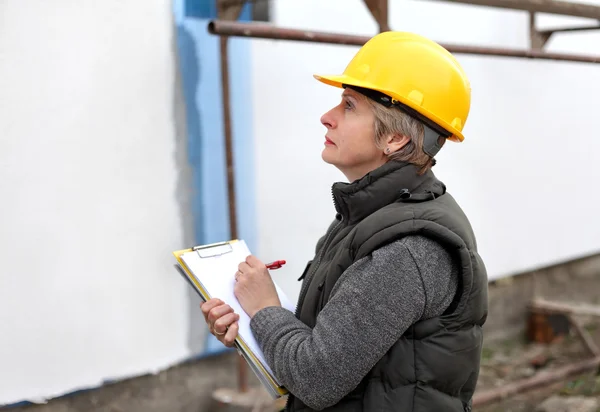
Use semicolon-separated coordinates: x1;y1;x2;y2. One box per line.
6;319;600;412
476;319;600;412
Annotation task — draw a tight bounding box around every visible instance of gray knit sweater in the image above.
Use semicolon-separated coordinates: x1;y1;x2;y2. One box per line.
250;235;459;410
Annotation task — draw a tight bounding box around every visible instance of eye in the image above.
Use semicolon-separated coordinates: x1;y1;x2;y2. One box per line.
344;99;354;110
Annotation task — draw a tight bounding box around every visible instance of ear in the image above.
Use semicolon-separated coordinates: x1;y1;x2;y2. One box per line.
384;133;410;155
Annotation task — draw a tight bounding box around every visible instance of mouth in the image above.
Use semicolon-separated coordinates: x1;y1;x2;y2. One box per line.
324;136;336;146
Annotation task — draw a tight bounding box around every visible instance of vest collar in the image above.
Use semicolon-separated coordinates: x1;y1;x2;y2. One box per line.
332;161;445;224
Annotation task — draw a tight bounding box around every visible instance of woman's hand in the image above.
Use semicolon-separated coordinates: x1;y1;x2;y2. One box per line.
200;298;239;347
234;255;282;318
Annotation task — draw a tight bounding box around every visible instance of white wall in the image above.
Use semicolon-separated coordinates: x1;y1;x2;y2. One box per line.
251;0;600;300
0;0;193;405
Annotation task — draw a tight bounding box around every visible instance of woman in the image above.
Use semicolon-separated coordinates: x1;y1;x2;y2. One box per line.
201;31;488;412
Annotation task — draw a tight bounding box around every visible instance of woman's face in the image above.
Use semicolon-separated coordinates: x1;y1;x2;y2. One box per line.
320;88;386;182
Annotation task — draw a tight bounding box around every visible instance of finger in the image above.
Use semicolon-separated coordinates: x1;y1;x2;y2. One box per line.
234;270;243;282
223;322;239;347
208;304;233;324
238;261;251;273
201;299;223;321
245;255;263;267
201;298;222;313
214;313;240;335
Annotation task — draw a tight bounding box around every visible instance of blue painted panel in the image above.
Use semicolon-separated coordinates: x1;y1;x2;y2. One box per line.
185;0;253;20
185;0;216;18
176;16;256;356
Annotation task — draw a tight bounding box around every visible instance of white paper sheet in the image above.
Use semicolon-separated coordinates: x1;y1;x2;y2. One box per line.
179;240;295;380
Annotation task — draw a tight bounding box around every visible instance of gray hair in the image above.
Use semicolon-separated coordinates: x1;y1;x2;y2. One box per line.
365;98;435;175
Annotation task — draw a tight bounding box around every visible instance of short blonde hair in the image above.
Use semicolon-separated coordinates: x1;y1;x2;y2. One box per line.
365;97;434;175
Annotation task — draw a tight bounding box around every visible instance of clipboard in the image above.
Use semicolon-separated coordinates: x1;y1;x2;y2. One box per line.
173;239;293;398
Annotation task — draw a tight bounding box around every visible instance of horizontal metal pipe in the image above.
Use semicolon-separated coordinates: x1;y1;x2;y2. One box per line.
539;24;600;35
420;0;600;20
208;20;368;46
208;20;600;64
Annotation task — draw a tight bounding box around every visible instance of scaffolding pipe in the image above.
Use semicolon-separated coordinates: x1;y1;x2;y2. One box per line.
207;20;600;64
419;0;600;20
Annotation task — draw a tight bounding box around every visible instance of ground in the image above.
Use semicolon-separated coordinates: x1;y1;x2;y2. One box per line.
477;320;600;412
8;325;600;412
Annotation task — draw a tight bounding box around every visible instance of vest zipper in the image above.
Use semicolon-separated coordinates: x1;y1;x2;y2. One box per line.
286;217;342;411
293;213;343;318
286;191;343;411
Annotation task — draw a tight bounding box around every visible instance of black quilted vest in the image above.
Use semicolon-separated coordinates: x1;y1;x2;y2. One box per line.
286;161;488;412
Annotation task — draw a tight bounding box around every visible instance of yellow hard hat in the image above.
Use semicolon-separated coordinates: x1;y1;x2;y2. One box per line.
314;31;471;146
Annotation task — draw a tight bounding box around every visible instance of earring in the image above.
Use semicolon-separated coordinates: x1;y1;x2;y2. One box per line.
385;147;391;154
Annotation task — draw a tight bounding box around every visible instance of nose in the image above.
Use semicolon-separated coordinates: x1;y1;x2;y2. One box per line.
320;107;337;130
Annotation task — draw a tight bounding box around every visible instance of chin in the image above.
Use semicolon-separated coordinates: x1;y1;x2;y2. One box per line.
321;149;335;165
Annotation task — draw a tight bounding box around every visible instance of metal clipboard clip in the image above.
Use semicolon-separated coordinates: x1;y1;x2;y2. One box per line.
192;241;234;258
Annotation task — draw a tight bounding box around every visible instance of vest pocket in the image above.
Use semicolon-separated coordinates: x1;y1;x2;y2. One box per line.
317;281;326;311
297;260;312;281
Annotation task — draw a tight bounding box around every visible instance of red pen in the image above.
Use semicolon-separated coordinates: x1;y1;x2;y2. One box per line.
266;260;286;270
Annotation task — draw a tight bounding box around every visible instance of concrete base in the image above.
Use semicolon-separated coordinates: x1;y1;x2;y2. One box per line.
5;252;600;412
4;351;279;412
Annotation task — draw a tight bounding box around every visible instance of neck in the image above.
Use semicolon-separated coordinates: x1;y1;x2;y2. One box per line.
340;158;387;183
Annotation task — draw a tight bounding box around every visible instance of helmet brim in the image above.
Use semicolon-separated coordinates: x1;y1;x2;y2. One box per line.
313;73;377;90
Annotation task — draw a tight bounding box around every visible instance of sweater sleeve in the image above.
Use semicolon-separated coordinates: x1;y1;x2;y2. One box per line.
250;235;458;410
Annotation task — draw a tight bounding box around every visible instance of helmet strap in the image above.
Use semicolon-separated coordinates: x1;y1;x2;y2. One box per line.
343;84;450;158
423;125;446;158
